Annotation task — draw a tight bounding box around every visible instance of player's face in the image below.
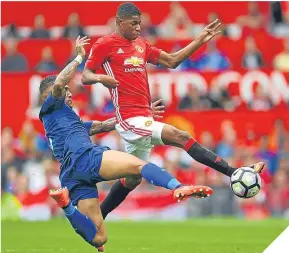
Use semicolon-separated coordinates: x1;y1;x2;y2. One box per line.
65;86;73;108
42;86;52;101
120;15;141;40
42;85;73;108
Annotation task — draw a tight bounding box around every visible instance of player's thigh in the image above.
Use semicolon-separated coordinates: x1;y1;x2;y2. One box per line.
150;119;166;145
160;124;191;148
77;198;107;243
99;150;146;180
125;140;151;161
116;117;165;147
121;142;151;188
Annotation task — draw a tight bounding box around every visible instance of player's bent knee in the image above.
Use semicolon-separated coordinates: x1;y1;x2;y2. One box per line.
178;130;191;143
162;125;192;148
92;232;108;247
128;156;147;175
124;175;142;188
172;128;191;147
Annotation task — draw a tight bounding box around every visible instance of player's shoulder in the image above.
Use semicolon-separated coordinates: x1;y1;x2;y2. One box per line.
39;95;53;121
94;33;121;45
96;34;113;43
39;93;65;120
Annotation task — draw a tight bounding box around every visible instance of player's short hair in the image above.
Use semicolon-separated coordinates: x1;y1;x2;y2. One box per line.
39;75;57;96
116;2;141;19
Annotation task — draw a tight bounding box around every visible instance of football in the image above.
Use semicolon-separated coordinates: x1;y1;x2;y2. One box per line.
230;167;262;198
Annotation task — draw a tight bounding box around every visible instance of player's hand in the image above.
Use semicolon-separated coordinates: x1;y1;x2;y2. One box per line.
76;36;91;58
99;75;119;88
198;19;221;44
151;99;165;119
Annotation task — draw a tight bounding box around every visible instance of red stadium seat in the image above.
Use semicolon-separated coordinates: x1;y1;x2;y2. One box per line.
216;38;245;68
1;36;285;70
17;39;72;69
252;33;284;67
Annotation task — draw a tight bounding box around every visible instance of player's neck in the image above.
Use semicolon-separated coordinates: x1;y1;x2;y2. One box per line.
115;28;129;41
115;29;123;37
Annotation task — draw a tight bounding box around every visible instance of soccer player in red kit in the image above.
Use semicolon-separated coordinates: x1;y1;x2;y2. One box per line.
82;3;265;219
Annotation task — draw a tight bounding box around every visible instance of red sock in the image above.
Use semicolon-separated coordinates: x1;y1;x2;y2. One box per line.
184;138;236;177
120;178;136;190
184;138;196;151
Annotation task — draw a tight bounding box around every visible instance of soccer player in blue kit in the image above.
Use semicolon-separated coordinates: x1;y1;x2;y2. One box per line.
39;36;214;251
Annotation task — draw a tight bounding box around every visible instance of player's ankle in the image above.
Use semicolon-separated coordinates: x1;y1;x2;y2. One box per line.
173;184;185;190
62;203;70;209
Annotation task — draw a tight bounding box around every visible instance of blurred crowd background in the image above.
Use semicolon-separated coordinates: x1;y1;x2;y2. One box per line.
1;1;289;221
2;1;289;73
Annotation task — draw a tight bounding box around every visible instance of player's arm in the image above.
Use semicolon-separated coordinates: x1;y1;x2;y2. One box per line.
82;67;119;89
88;117;117;136
81;40;119;88
87;100;164;135
157;19;221;69
52;36;90;99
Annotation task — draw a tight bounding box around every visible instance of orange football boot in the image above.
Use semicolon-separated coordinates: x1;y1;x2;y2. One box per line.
173;185;213;202
49;187;70;208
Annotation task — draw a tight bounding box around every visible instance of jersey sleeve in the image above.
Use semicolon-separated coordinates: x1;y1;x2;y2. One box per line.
39;93;65;120
85;39;110;70
83;121;93;133
145;40;162;65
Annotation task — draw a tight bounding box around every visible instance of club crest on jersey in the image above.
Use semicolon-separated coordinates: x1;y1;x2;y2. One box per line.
145;120;152;127
124;56;144;66
135;45;144;53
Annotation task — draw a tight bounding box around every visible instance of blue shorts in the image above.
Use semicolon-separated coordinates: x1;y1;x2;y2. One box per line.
60;145;110;206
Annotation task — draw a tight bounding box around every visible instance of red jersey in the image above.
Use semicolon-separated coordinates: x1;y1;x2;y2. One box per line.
85;33;162;122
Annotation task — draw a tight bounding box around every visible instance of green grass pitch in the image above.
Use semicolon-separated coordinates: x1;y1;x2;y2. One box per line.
2;218;288;253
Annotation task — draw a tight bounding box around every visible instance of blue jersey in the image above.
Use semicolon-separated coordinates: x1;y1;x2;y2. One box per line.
39;93;94;169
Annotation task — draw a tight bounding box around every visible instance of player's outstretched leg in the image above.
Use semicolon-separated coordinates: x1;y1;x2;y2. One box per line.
99;126;265;219
100;149;148;219
99;150;213;202
160;124;265;177
49;188;107;250
100;178;137;219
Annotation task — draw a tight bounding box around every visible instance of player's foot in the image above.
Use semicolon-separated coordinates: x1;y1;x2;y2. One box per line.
97;245;104;252
49;187;70;208
248;162;265;174
173;185;213;202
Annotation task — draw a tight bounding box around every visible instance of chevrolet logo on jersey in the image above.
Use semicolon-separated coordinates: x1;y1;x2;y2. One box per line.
124;57;144;67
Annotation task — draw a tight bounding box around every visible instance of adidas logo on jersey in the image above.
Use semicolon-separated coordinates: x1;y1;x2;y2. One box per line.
117;48;124;54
